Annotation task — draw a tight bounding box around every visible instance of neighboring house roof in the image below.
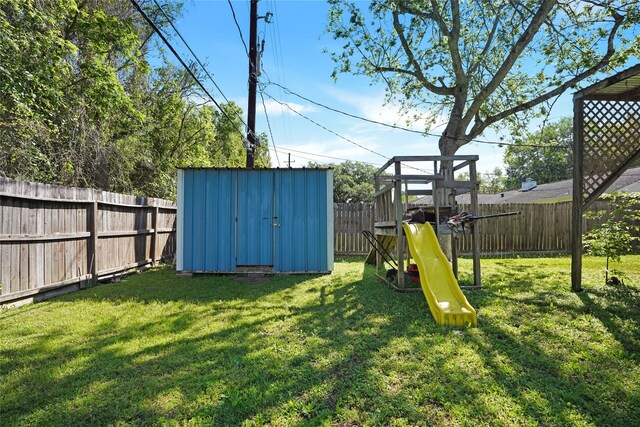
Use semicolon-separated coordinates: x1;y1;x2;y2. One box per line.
412;166;640;205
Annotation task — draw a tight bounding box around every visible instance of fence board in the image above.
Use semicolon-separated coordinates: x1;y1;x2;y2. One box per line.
0;177;177;305
333;200;636;256
334;203;375;256
11;199;20;292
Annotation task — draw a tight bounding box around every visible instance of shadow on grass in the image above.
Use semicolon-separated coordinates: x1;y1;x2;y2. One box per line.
577;285;640;357
59;265;318;305
1;259;639;425
454;257;639;425
1;261;433;425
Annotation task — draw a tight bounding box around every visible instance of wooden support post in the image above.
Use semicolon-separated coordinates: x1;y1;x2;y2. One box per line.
451;232;459;278
151;206;159;267
571;97;584;292
470;162;481;287
88;201;98;286
395;161;405;287
374;173;381;271
433;180;439;239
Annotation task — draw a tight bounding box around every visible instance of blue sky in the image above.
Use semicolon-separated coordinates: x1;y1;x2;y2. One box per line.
167;0;575;172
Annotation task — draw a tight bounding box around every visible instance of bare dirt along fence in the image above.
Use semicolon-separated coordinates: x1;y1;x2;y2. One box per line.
0;177;176;306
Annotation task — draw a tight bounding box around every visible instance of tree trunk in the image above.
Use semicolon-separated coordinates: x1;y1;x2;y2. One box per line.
439;117;467;156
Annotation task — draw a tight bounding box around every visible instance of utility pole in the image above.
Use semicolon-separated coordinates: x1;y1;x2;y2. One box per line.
246;0;258;168
286;153;295;168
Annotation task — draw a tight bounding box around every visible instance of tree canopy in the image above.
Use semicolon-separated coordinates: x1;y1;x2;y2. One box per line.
0;0;268;199
309;160;378;203
455;167;507;193
502;117;573;189
327;0;639;156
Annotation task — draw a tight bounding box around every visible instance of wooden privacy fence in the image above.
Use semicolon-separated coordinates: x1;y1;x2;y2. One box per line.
0;177;176;305
333;201;629;256
334;203;375;256
456;202;571;254
455;201;628;255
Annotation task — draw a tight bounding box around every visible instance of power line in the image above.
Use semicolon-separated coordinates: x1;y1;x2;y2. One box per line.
259;88;431;173
227;0;249;56
265;79;428;136
263;79;571;149
260;91;280;167
270;145;383;166
153;0;239;117
130;0;244;138
260;88;392;161
269;148;328;166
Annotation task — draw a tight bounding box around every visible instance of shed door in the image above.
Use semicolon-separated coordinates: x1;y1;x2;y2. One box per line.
236;171;274;266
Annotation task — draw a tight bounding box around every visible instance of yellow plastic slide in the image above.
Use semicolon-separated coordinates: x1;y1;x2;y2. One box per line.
402;222;477;327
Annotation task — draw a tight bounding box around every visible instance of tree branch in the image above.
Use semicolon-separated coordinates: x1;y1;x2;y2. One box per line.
468;9;624;137
463;0;557;129
447;0;465;82
467;10;501;76
390;10;453;96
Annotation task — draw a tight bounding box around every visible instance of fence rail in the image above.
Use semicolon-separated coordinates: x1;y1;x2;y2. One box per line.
333;201;629;256
1;187;630;303
0;178;176;305
334;203;375;256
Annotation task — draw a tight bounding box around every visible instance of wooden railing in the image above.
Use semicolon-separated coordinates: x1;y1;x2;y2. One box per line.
0;178;176;305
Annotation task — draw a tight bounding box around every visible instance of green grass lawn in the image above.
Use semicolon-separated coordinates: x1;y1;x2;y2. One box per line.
1;256;639;426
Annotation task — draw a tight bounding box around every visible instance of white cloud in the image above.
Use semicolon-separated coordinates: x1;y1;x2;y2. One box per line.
260;99;315;117
323;86;448;132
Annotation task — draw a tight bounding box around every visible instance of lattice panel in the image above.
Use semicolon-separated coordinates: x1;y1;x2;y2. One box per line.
581;99;640;203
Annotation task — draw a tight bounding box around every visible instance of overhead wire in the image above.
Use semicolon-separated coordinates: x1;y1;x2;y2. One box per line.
227;0;249;56
269;148;330;166
270;145;383;166
130;0;245;138
263;2;292;152
263;79;571;149
259;88;388;160
259;87;432;173
260;91;281;167
153;0;239;114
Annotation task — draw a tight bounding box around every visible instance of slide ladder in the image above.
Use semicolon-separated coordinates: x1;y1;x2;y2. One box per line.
402;222;477;327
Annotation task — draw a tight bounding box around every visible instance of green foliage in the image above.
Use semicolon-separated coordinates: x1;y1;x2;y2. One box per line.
326;1;640;155
1;257;640;425
584;192;640;283
503;117;573;189
481;167;507;193
0;0;263;199
457;167;507;193
309;160;377;202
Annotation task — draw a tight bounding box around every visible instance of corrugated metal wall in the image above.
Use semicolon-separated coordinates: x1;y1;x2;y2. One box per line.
274;169;333;272
177;169;236;272
177;168;333;273
237;171;274;266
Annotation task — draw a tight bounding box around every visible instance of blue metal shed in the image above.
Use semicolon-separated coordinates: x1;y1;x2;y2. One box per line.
176;168;334;273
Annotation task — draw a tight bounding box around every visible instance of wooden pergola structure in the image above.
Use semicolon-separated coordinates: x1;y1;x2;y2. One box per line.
572;64;640;291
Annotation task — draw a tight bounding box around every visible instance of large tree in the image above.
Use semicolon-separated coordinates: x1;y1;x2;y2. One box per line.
0;0;265;199
503;117;573;189
327;0;639;156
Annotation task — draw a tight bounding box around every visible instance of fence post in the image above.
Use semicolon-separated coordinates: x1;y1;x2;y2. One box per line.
151;205;159;266
88;201;98;285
